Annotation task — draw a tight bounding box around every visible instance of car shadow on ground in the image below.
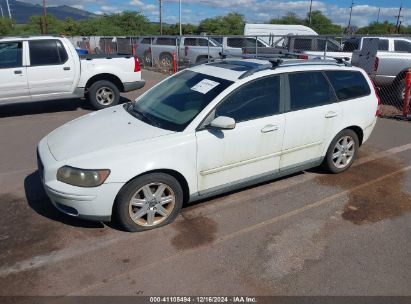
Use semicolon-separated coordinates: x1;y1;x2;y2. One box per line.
24;171;105;229
0;96;132;118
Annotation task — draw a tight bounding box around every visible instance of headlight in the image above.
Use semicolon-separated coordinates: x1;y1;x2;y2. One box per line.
57;166;110;187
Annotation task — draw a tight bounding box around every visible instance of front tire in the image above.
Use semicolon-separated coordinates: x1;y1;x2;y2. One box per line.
87;80;120;110
114;173;183;232
322;129;359;174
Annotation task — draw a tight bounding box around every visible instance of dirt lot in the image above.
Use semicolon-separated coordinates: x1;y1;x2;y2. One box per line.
0;69;410;296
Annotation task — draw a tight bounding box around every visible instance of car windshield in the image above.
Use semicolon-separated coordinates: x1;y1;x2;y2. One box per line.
131;70;233;131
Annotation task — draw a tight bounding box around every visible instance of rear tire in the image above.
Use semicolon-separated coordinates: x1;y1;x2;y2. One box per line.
87;80;120;110
322;129;359;174
114;173;183;232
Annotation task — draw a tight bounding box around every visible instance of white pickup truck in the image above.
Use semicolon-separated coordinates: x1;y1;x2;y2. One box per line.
0;36;145;109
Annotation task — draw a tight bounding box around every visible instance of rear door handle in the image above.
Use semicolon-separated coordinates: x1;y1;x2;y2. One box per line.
261;124;279;133
14;70;22;74
325;111;338;118
63;67;71;71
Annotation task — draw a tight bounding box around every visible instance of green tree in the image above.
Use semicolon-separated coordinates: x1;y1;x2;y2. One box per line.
305;10;342;34
0;18;13;35
357;21;396;34
198;12;245;35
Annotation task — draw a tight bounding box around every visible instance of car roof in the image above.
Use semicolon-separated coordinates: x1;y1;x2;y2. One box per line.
188;58;356;82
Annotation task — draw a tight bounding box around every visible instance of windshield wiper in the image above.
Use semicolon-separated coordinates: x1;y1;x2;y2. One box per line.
128;103;160;128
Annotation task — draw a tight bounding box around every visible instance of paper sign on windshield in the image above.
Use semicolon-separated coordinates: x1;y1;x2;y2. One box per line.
191;79;220;94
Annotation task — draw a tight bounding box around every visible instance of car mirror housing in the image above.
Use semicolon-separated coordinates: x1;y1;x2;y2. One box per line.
209;116;236;130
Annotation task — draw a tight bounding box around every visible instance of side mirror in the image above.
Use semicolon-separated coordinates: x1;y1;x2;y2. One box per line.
209;116;236;130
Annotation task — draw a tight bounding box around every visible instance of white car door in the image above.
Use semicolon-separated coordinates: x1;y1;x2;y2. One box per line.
281;71;342;170
0;41;30;103
27;39;76;96
196;75;285;193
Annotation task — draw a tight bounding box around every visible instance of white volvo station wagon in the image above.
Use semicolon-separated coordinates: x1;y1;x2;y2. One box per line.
37;58;379;231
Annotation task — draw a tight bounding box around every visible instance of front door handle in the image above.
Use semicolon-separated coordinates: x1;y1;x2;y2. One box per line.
261;124;279;133
63;67;71;71
325;111;338;118
14;70;22;74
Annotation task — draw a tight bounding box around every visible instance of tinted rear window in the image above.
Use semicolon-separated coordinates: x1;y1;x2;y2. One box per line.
325;70;371;100
288;71;336;111
156;38;177;45
29;40;68;66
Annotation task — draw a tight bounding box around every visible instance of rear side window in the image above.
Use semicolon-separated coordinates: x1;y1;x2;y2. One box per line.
325;70;371;100
29;40;68;66
0;42;22;69
378;39;389;51
216;76;280;122
394;40;411;52
141;38;152;44
156;38;177;46
288;71;336;111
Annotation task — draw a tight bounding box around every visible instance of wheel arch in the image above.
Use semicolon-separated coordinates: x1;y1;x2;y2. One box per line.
85;73;124;93
344;125;364;146
115;168;191;208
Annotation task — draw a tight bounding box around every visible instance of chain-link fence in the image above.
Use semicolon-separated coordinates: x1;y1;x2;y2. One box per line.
67;34;411;118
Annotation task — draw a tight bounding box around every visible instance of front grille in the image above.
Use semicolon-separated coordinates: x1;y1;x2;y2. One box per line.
37;149;44;181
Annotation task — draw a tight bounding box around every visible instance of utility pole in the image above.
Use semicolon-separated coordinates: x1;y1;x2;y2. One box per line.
42;0;48;34
395;2;403;34
347;0;354;34
179;0;182;36
308;0;313;27
159;0;163;35
5;0;11;19
377;7;380;23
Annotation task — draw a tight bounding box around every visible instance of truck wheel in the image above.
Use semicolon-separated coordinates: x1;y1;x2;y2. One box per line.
322;129;359;174
160;53;173;68
114;173;183;232
87;80;120;110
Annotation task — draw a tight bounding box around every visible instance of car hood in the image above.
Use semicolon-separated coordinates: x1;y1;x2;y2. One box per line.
47;105;174;161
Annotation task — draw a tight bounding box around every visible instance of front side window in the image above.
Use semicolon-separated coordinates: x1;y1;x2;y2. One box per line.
29;40;68;66
130;70;233;131
394;40;411;52
288;71;336;111
325;70;371;100
215;76;280;123
0;42;22;69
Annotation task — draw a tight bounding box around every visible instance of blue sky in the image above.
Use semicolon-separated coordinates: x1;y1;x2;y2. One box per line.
22;0;410;27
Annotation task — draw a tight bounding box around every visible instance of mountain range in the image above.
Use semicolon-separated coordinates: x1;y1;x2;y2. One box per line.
0;0;96;23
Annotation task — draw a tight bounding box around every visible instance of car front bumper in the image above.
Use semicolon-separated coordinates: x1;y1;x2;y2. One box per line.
37;138;124;222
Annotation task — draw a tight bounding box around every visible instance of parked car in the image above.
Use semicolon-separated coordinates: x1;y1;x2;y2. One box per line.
213;36;269;56
242;36;344;57
37;58;379;232
136;36;238;67
348;36;411;102
0;36;145;109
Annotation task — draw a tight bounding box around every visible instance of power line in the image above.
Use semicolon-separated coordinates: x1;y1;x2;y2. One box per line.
347;0;354;33
395;1;403;33
308;0;313;27
159;0;163;35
